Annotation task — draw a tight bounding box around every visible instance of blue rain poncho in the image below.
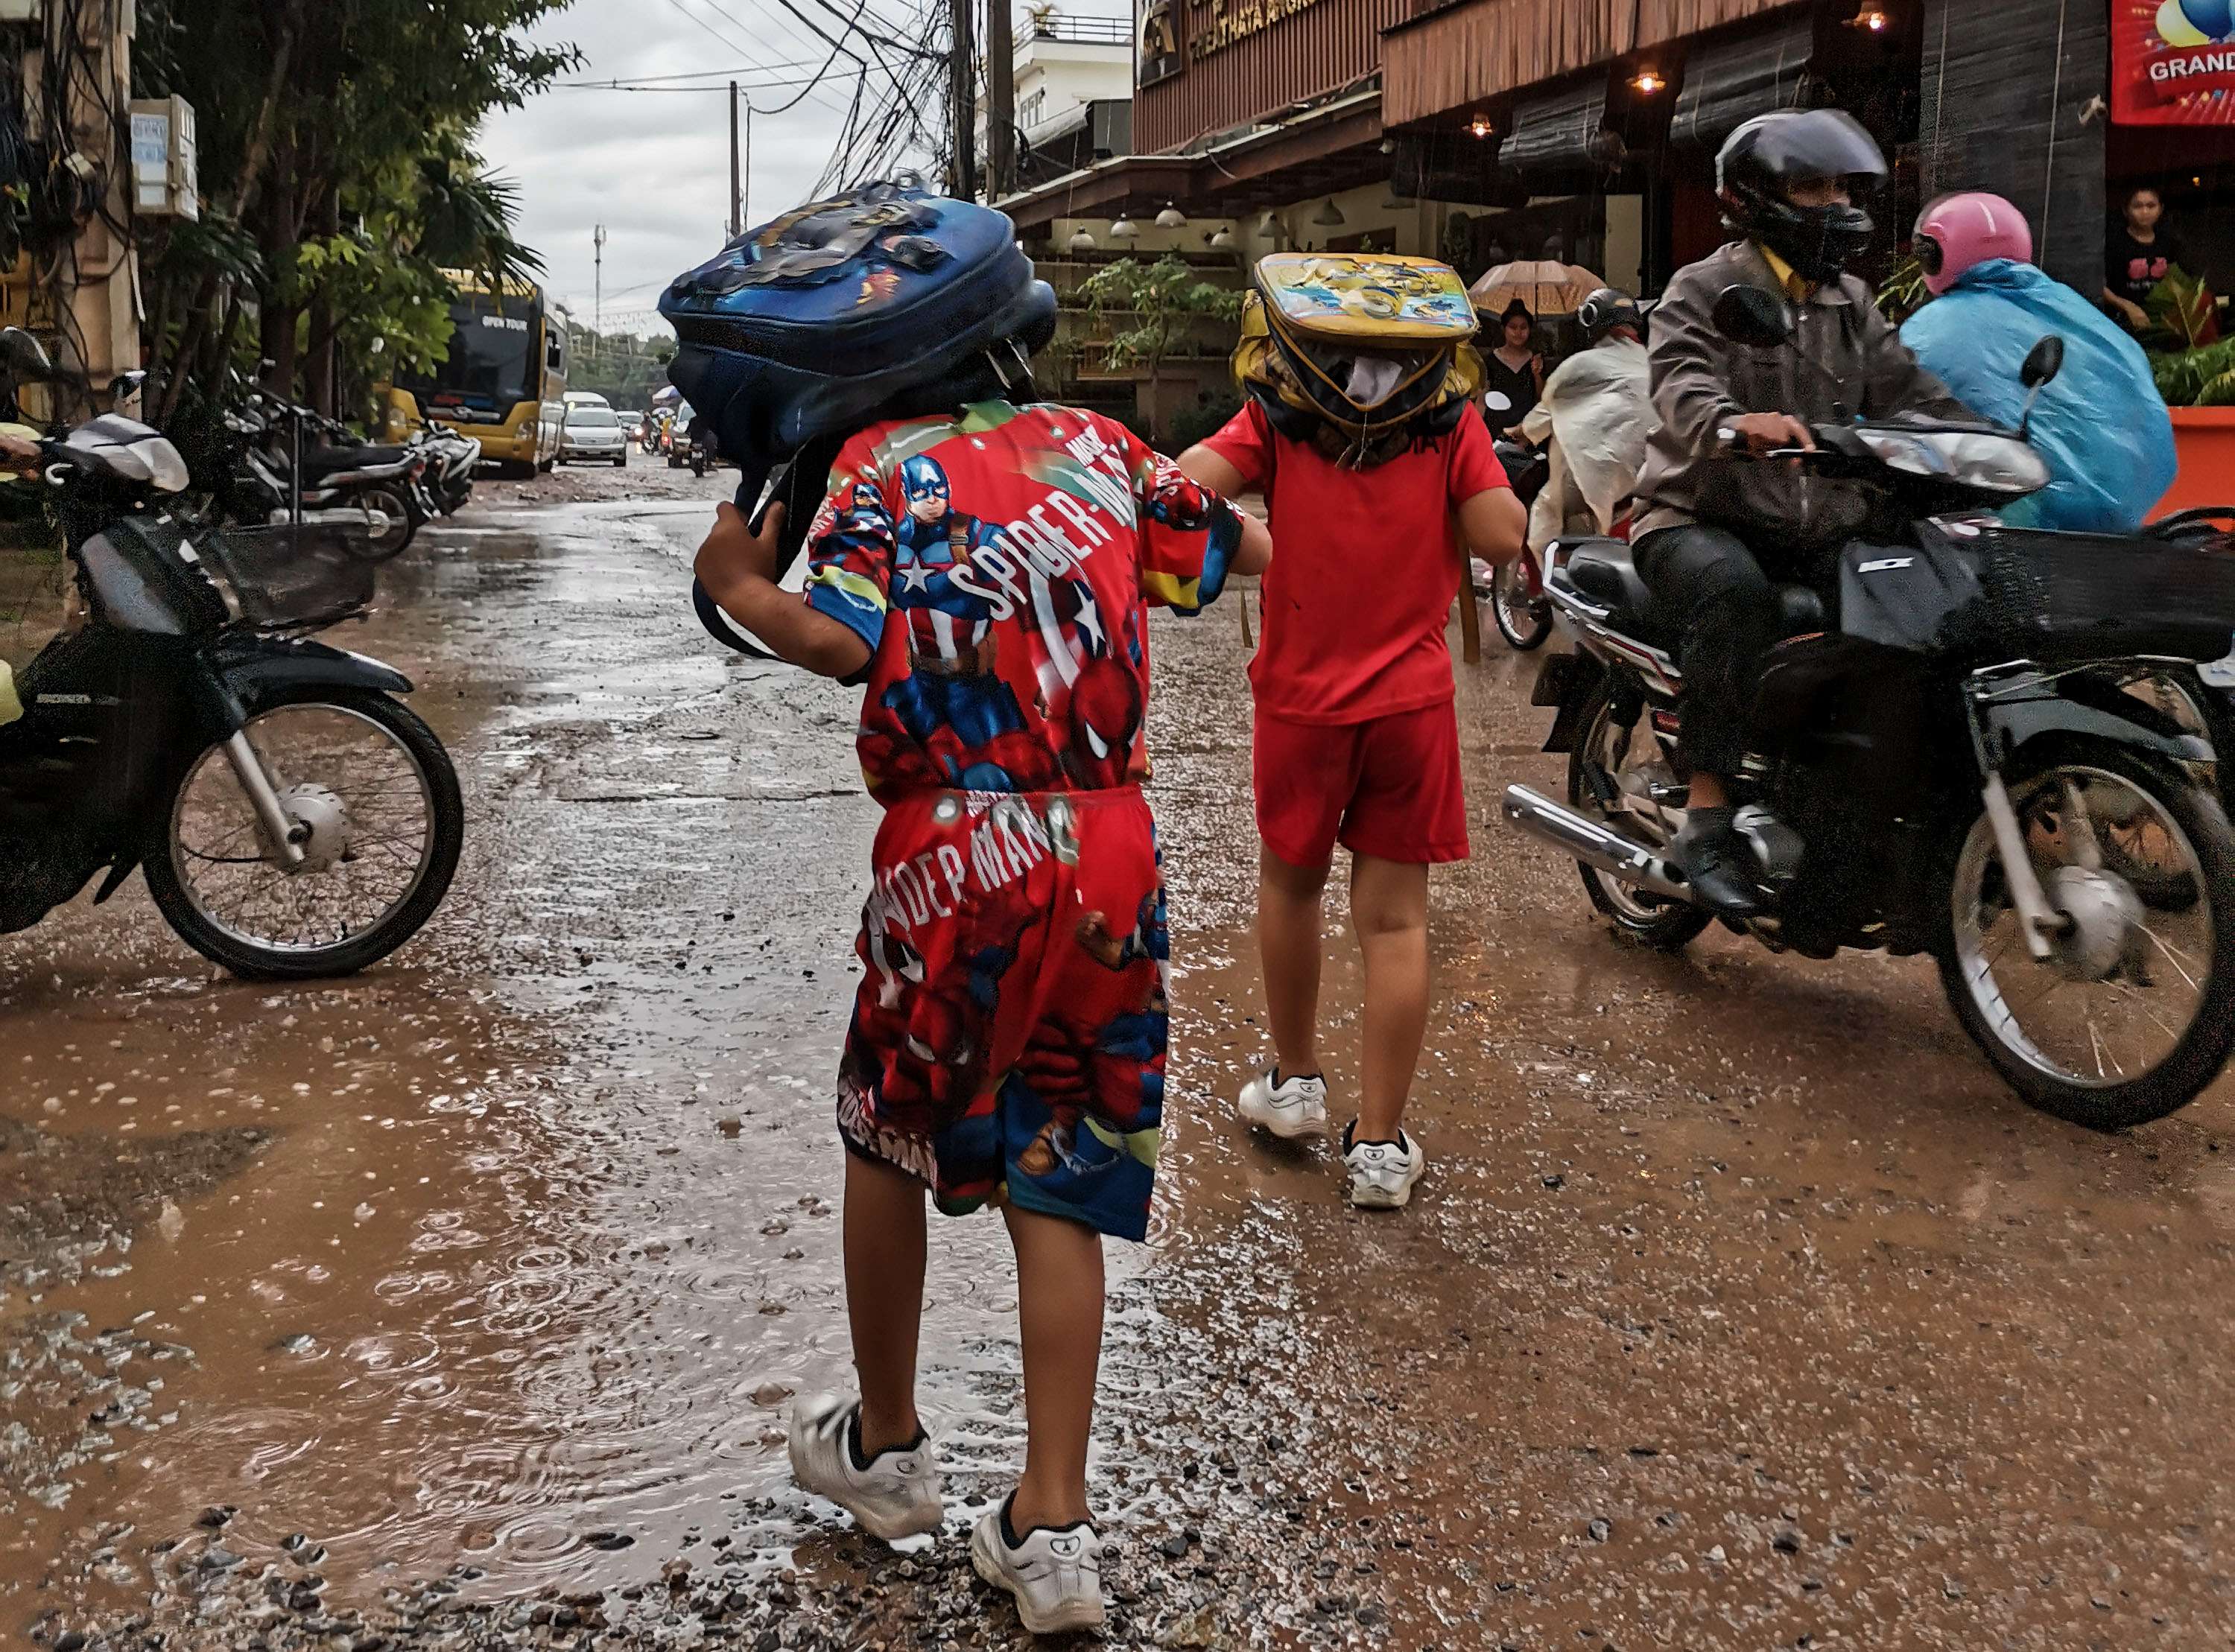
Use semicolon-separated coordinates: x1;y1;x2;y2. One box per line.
1900;259;2175;533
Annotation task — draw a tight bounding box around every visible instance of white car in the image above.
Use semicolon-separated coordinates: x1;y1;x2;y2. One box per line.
559;404;628;467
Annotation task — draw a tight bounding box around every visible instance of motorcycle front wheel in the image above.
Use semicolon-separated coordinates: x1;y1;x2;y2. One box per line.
1493;556;1552;652
144;687;464;980
1937;737;2235;1129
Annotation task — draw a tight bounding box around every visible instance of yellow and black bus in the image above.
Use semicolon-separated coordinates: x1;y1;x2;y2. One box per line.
381;273;568;475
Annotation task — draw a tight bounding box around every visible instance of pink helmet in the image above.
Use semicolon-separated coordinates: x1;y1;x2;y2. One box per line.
1915;192;2035;296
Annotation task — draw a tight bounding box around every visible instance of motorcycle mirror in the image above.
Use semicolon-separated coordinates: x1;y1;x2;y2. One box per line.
2020;335;2066;390
1484;390;1514;414
1711;284;1796;349
109;369;148;402
0;327;57;381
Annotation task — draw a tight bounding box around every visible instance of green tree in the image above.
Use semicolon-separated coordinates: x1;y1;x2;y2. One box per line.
1078;255;1242;380
133;0;580;425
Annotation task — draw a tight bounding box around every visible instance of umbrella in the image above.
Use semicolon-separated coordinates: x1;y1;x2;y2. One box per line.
1468;260;1605;320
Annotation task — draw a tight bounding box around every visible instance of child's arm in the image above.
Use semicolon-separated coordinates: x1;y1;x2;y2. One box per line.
1229;509;1272;577
1177;445;1272;576
694;501;873;681
1457;486;1527;569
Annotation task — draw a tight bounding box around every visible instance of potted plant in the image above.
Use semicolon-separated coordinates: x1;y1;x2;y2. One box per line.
2146;268;2235;519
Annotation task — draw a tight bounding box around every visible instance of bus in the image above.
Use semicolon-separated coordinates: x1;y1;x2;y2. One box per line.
381;273;568;475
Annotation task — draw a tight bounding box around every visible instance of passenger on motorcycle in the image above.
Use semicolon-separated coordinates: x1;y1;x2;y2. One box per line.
1900;191;2177;534
1629;108;1971;918
1515;287;1651;547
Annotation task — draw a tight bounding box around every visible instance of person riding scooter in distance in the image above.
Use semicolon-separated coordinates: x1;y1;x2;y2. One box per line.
1630;109;1972;919
1516;287;1652;548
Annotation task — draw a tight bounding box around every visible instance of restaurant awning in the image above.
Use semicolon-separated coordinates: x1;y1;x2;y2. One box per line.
995;89;1388;233
1497;74;1610;175
1668;14;1816;149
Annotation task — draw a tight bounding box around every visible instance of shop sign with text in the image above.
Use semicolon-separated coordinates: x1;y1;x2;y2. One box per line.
1187;0;1330;61
2117;0;2235;123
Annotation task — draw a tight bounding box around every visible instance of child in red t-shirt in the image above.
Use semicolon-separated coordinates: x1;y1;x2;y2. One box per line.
1181;395;1522;1207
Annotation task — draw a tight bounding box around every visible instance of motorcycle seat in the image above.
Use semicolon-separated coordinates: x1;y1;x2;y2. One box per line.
298;444;412;477
1561;539;1825;643
1562;539;1664;641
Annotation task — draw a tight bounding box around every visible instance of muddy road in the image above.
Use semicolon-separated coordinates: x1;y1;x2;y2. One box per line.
4;460;2235;1651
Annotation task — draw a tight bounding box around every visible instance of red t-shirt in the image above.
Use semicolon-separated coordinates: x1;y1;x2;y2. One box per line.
1202;399;1509;725
801;400;1240;800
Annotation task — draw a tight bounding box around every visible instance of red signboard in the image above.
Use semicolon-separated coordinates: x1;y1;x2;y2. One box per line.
2116;0;2235;124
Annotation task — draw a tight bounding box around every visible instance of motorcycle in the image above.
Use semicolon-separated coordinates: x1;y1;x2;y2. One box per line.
416;422;481;515
1487;419;1553;652
216;386;430;561
0;328;464;979
1503;285;2235;1129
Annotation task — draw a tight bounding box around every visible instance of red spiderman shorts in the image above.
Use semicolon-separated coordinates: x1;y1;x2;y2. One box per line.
837;786;1169;1242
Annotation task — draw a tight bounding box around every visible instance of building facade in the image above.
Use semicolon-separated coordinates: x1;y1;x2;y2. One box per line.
998;0;2235;322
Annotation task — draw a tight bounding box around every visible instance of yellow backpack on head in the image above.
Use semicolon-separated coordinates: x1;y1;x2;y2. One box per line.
1231;252;1482;467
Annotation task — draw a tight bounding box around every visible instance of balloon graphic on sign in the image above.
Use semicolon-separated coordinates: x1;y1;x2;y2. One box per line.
2160;0;2235;45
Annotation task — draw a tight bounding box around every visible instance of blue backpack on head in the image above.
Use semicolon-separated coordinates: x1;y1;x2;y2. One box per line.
661;180;1056;517
664;181;1055;667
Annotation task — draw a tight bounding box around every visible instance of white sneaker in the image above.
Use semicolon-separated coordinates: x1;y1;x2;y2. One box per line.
787;1393;943;1542
1238;1067;1329;1139
971;1502;1106;1636
1342;1125;1425;1209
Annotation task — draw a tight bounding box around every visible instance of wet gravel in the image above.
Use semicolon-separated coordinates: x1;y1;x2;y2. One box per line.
8;463;2235;1650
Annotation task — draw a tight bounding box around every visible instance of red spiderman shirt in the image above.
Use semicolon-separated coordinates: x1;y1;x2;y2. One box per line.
802;399;1240;799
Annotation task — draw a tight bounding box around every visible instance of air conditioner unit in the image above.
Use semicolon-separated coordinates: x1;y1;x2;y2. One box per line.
128;97;198;221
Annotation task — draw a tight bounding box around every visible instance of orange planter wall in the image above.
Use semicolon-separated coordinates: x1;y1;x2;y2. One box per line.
2153;407;2235;521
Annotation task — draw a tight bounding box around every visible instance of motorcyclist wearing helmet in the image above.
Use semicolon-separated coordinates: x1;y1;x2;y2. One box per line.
1515;287;1652;548
1900;191;2176;534
1630;108;1971;919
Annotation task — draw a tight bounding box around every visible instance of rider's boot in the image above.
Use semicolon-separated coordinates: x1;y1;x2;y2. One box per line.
1672;806;1763;920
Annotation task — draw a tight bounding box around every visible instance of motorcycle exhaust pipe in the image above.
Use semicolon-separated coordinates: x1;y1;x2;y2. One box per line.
1500;785;1696;905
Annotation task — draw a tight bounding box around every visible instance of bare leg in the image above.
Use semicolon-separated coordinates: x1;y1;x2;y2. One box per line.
1350;854;1430;1145
1003;1203;1104;1533
844;1151;928;1455
1258;845;1332;1079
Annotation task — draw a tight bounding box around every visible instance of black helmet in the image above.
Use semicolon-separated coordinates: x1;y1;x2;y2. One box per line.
1716;109;1887;284
1577;287;1643;340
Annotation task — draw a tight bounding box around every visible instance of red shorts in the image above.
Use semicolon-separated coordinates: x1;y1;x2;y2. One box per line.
1253;701;1470;867
837;787;1168;1242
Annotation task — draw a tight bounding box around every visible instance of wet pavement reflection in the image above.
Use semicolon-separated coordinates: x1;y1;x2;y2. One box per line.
4;463;2235;1649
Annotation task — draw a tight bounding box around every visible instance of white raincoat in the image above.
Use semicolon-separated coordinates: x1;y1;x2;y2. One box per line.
1517;337;1652;550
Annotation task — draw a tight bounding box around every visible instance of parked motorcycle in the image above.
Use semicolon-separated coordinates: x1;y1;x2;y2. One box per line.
416;422;481;515
0;328;463;979
1505;287;2235;1129
215;386;429;560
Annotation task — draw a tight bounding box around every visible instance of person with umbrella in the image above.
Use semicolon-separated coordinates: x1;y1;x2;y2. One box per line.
1482;299;1544;438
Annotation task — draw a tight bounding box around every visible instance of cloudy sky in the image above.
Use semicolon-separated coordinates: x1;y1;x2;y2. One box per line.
480;0;1128;340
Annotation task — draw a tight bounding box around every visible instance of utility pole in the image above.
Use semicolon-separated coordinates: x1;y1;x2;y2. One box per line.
986;0;1014;202
949;0;977;200
729;82;743;239
593;225;606;356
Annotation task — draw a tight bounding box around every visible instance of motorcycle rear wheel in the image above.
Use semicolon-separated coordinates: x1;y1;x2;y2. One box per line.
1937;737;2235;1130
355;486;417;562
144;687;463;980
1567;687;1711;950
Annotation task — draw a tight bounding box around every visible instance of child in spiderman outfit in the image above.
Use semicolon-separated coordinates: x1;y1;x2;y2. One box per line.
691;192;1270;1638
